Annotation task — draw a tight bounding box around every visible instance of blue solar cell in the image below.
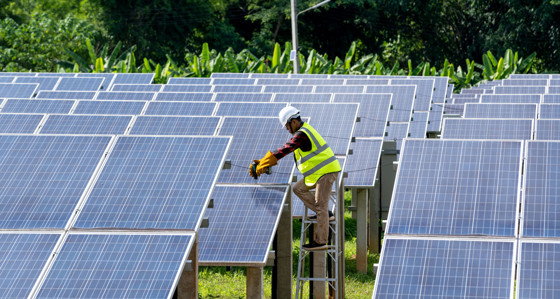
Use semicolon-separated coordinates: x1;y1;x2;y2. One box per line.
409;111;429;138
517;241;560;299
111;84;163;92
292;103;358;155
167;77;212;84
264;85;314;93
96;91;155;101
543;94;560;103
215;102;286;117
129;116;220;135
366;85;416;122
212;78;256;85
551;79;560;86
199;186;287;265
549;87;560;94
112;73;154;85
344;138;383;187
442;118;533;140
162;85;212;92
273;93;331;102
333;93;392;137
40;115;132;134
74;136;230;229
214;93;272;102
494;86;547;94
212;85;263;93
0;233;60;298
1;99;74;114
73;100;146;115
0;83;38;98
501;79;549;86
155;92;214;101
0;135;111;229
14;77;59;91
537;119;560;140
374;238;515;299
314;85;365;93
36;233;192;299
217;117;295;184
480;94;542;104
55;77;103;91
36;91;96;100
144;101;216;116
463;103;538;119
539;104;560;119
76;73;115;90
428;102;444;131
0;113;44;133
524;141;560;236
255;78;300;85
391;79;435;111
387;139;522;236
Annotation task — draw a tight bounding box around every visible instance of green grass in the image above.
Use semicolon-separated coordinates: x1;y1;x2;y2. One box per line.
198;191;379;298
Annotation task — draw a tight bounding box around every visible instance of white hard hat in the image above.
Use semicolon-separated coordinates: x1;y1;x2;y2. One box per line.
278;106;300;127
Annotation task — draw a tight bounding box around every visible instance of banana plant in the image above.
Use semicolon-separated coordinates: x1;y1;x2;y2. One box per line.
481;49;537;80
59;38;137;73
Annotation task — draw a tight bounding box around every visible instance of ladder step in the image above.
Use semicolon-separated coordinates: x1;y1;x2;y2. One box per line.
298;277;337;282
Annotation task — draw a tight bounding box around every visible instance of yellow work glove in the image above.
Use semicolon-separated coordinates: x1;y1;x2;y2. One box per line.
255;151;278;175
249;161;259;179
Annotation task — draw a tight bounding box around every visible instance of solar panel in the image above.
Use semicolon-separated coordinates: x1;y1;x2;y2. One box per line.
14;77;59;91
387;139;522;236
199;185;287;265
345;79;389;85
314;85;365;93
214;92;273;102
167;78;212;84
409;111;429;138
428;102;444;131
549;87;560;94
74;136;231;230
332;74;369;79
447;84;455;98
543;94;560;103
463;103;538;119
291;102;358;155
144;101;216;116
550;79;560;86
1;99;74;114
539;104;560;119
535;120;560;140
290;74;328;79
373;237;515;299
461;88;485;95
255;78;300;85
0;113;44;133
493;86;547;94
384;122;409;150
111;84;163;92
441;118;533;140
333;93;392;137
215;102;286;117
510;74;551;79
0;232;61;298
216;117;295;185
264;85;314;93
344;138;383;187
0;135;111;229
212;85;263;93
73;100;146;115
210;73;249;79
0;72;36;76
273;93;331;102
501;79;549;86
250;73;289;79
76;73;115;90
480;94;541;104
96;91;155;101
452;97;479;104
366;85;416;122
300;79;345;85
0;83;39;98
36;91;96;100
111;73;154;85
0;77;14;83
39;115;132;135
55;77;103;91
155;92;214;101
391;78;435;111
212;78;256;85
162;85;212;92
36;232;193;299
517;241;560;299
443;103;465;116
430;77;449;104
129;116;220;135
36;73;74;77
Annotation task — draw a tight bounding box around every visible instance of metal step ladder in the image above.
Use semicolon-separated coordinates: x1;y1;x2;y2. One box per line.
295;174;344;299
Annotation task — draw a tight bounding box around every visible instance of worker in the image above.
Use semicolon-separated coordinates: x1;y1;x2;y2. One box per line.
250;106;341;251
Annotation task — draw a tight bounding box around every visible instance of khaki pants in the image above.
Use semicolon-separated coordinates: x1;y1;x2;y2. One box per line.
293;172;339;244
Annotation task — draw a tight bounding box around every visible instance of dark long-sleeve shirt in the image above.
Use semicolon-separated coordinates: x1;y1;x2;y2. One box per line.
272;130;311;160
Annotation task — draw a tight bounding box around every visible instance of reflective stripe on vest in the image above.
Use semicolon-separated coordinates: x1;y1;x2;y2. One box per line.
295;123;341;186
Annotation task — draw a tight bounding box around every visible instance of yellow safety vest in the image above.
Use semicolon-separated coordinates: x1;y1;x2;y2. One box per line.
294;122;341;186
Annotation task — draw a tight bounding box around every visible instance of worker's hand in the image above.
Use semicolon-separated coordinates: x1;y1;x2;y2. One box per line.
255;151;278;175
249;162;259;179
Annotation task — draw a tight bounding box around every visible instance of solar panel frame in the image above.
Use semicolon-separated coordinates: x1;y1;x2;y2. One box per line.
129;116;221;136
1;99;75;114
38;114;133;135
463;103;538;119
386;138;523;237
0;83;39;98
198;185;288;266
155;92;214;101
36;91;97;100
144;101;216;116
95;91;155;101
72;100;147;115
441;118;534;140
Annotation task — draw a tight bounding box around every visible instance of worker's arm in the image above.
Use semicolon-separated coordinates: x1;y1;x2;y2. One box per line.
272;131;311;159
